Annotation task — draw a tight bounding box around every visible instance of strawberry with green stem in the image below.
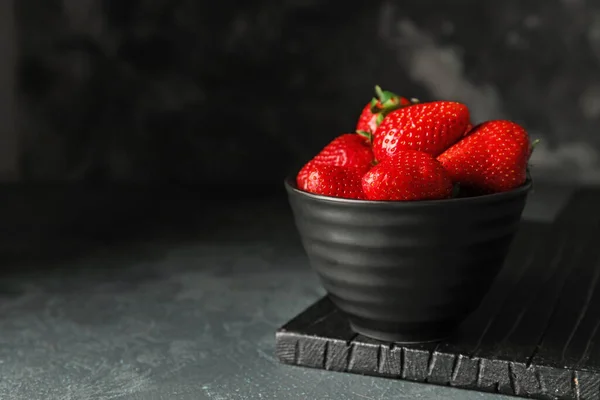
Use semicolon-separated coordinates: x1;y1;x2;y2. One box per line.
356;85;418;137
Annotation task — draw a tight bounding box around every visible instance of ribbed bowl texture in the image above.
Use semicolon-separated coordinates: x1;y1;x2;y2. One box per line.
285;176;532;343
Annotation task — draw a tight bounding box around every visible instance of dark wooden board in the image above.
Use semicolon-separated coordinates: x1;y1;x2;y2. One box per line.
276;189;600;399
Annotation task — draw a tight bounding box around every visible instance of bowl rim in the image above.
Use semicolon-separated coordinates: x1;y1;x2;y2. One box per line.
284;175;533;207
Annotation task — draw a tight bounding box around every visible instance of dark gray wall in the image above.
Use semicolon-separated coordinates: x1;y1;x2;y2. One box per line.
0;0;18;180
12;0;600;184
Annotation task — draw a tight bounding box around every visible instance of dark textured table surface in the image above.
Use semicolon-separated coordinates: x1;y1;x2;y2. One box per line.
0;183;576;399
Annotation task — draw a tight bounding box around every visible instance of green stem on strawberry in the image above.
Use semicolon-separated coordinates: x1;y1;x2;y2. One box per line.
375;85;396;104
528;138;541;161
357;130;373;143
369;97;379;111
370;85;419;115
372;85;402;112
360;86;421;141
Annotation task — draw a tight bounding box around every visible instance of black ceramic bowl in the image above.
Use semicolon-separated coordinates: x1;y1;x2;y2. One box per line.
285;176;532;343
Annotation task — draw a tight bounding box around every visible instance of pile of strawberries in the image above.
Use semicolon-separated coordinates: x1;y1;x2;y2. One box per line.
296;86;536;201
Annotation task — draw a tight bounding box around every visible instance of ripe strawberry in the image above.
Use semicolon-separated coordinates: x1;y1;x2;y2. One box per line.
356;85;416;135
437;120;532;193
300;163;365;200
463;123;474;136
362;150;453;201
297;134;373;190
356;102;387;134
372;101;470;161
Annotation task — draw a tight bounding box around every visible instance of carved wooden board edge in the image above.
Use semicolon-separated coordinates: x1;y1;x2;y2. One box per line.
275;311;600;400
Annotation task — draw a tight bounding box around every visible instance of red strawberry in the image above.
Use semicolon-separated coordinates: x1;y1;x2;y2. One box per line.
297;160;318;191
463;123;474;136
356;102;385;134
362;150;453;201
356;85;416;135
372;101;470;161
300;163;365;200
297;133;373;189
437;120;532;193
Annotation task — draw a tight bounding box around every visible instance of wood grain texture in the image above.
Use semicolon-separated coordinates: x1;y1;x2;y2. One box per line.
276;190;600;400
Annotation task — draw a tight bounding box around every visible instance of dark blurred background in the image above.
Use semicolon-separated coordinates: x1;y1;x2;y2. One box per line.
0;0;596;267
1;0;600;186
0;3;597;398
